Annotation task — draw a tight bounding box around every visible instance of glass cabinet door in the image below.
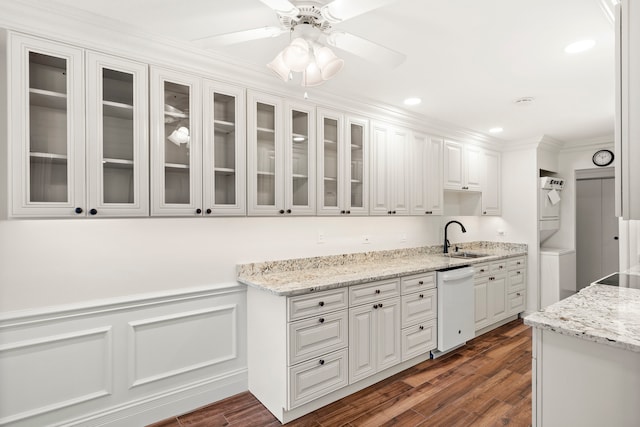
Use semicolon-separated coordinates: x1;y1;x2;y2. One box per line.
346;117;369;215
286;102;315;215
10;34;85;217
317;109;342;215
86;52;148;216
247;91;283;215
150;67;202;216
203;81;246;216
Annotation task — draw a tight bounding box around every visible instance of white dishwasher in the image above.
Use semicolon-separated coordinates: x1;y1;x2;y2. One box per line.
433;265;475;357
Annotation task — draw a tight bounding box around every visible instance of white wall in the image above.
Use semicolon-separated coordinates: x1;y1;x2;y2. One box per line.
0;216;447;312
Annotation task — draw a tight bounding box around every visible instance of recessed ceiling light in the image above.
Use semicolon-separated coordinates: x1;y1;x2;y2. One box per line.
564;39;596;54
489;127;503;133
403;97;422;106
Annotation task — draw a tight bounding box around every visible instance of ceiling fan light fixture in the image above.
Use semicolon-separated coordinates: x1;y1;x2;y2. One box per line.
314;46;344;80
267;51;291;82
283;38;310;72
302;61;324;87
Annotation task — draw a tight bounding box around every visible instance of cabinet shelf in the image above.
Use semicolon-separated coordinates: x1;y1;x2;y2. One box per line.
30;152;68;164
103;100;134;119
164;110;188;120
292;174;308;179
215;167;236;176
351;144;363;150
257;171;275;176
214;119;236;134
29;88;67;110
324;176;338;182
165;162;189;170
257;127;275;138
324;139;337;145
103;158;134;169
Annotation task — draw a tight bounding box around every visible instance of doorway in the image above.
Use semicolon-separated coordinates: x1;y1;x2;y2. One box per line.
575;168;618;290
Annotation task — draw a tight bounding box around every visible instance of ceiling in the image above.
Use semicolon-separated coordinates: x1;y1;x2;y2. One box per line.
48;0;615;144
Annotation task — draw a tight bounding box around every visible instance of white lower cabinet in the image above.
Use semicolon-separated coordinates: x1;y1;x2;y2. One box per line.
288;348;349;409
474;256;527;332
400;272;437;361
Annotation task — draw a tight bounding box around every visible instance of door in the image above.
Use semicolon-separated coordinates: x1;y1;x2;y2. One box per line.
576;175;619;289
376;298;401;371
349;305;376;383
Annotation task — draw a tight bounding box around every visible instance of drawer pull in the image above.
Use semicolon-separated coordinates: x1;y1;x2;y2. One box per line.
318;301;325;307
419;325;424;330
499;265;504;269
517;271;521;275
517;261;521;265
379;303;384;308
319;318;325;323
373;304;378;309
517;292;521;296
480;269;485;273
419;294;424;298
418;280;424;285
375;289;381;294
319;359;325;365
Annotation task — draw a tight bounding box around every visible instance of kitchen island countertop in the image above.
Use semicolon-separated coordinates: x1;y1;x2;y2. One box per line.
524;284;640;353
237;241;527;296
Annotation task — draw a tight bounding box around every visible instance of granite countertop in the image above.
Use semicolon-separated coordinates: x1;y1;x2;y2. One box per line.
524;284;640;353
237;241;527;296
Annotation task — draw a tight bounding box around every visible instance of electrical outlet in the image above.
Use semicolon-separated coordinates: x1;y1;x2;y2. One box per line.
318;231;325;244
362;235;370;244
497;229;505;236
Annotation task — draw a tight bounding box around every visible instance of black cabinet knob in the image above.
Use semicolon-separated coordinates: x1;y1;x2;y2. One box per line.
319;359;325;365
341;210;346;214
346;210;351;214
373;304;378;309
196;208;202;214
318;301;325;307
425;211;432;215
614;236;619;240
392;210;397;214
483;211;487;215
388;210;392;215
279;209;285;214
419;325;424;330
418;281;424;285
517;292;521;296
379;303;383;308
89;208;97;216
286;209;292;214
319;318;325;323
517;271;521;275
206;208;212;214
375;289;381;294
419;294;424;298
74;207;83;214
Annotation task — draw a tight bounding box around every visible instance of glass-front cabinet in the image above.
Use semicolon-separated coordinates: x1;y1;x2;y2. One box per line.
150;67;202;216
247;91;315;215
9;33;148;217
203;81;245;216
317;108;368;215
10;34;85;217
86;52;148;216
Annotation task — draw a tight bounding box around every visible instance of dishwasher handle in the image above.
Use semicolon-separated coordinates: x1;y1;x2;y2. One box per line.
439;267;475;282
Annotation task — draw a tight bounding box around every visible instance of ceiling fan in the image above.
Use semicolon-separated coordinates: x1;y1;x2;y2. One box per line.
193;0;406;87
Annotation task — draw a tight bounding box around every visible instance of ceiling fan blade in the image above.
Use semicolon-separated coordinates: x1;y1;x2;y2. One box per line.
258;0;299;17
321;0;399;23
326;31;406;68
192;26;286;48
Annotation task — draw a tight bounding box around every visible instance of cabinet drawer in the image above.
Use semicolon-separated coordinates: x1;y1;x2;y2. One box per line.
288;288;348;321
490;261;507;274
288;348;348;409
508;257;526;270
350;279;400;306
507;290;526;315
507;268;526;292
288;310;348;365
475;263;490;277
401;272;436;294
401;289;437;328
401;319;437;361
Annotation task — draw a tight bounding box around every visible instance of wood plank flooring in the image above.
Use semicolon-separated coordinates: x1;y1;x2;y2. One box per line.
149;319;531;427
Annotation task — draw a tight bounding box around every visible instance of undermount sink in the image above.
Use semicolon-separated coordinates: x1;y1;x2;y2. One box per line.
448;252;489;259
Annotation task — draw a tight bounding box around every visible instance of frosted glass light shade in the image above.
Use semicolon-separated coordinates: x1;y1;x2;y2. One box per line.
283;38;310;72
302;61;324;87
315;46;344;80
168;126;190;146
267;52;290;82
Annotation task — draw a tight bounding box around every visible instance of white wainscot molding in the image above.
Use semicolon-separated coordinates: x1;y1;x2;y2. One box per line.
0;284;247;427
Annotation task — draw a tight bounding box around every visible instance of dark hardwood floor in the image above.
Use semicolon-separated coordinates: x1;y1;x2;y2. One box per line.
149;319;532;427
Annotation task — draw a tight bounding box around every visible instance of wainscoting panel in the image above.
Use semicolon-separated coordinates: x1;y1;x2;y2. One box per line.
0;284;247;427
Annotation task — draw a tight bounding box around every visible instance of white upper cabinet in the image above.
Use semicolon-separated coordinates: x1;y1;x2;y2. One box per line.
616;0;640;219
247;91;315;216
150;67;202;216
370;122;410;215
9;33;149;217
86;52;149;217
202;81;246;216
443;140;481;191
481;149;501;216
411;133;443;215
317;109;368;216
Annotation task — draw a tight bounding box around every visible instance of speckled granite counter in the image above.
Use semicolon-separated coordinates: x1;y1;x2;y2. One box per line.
524;284;640;353
237;241;527;296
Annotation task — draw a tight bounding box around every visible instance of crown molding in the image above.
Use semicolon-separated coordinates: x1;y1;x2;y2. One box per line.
559;134;614;153
0;0;506;150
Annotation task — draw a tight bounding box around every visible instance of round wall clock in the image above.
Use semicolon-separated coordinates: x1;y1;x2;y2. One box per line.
592;149;614;167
